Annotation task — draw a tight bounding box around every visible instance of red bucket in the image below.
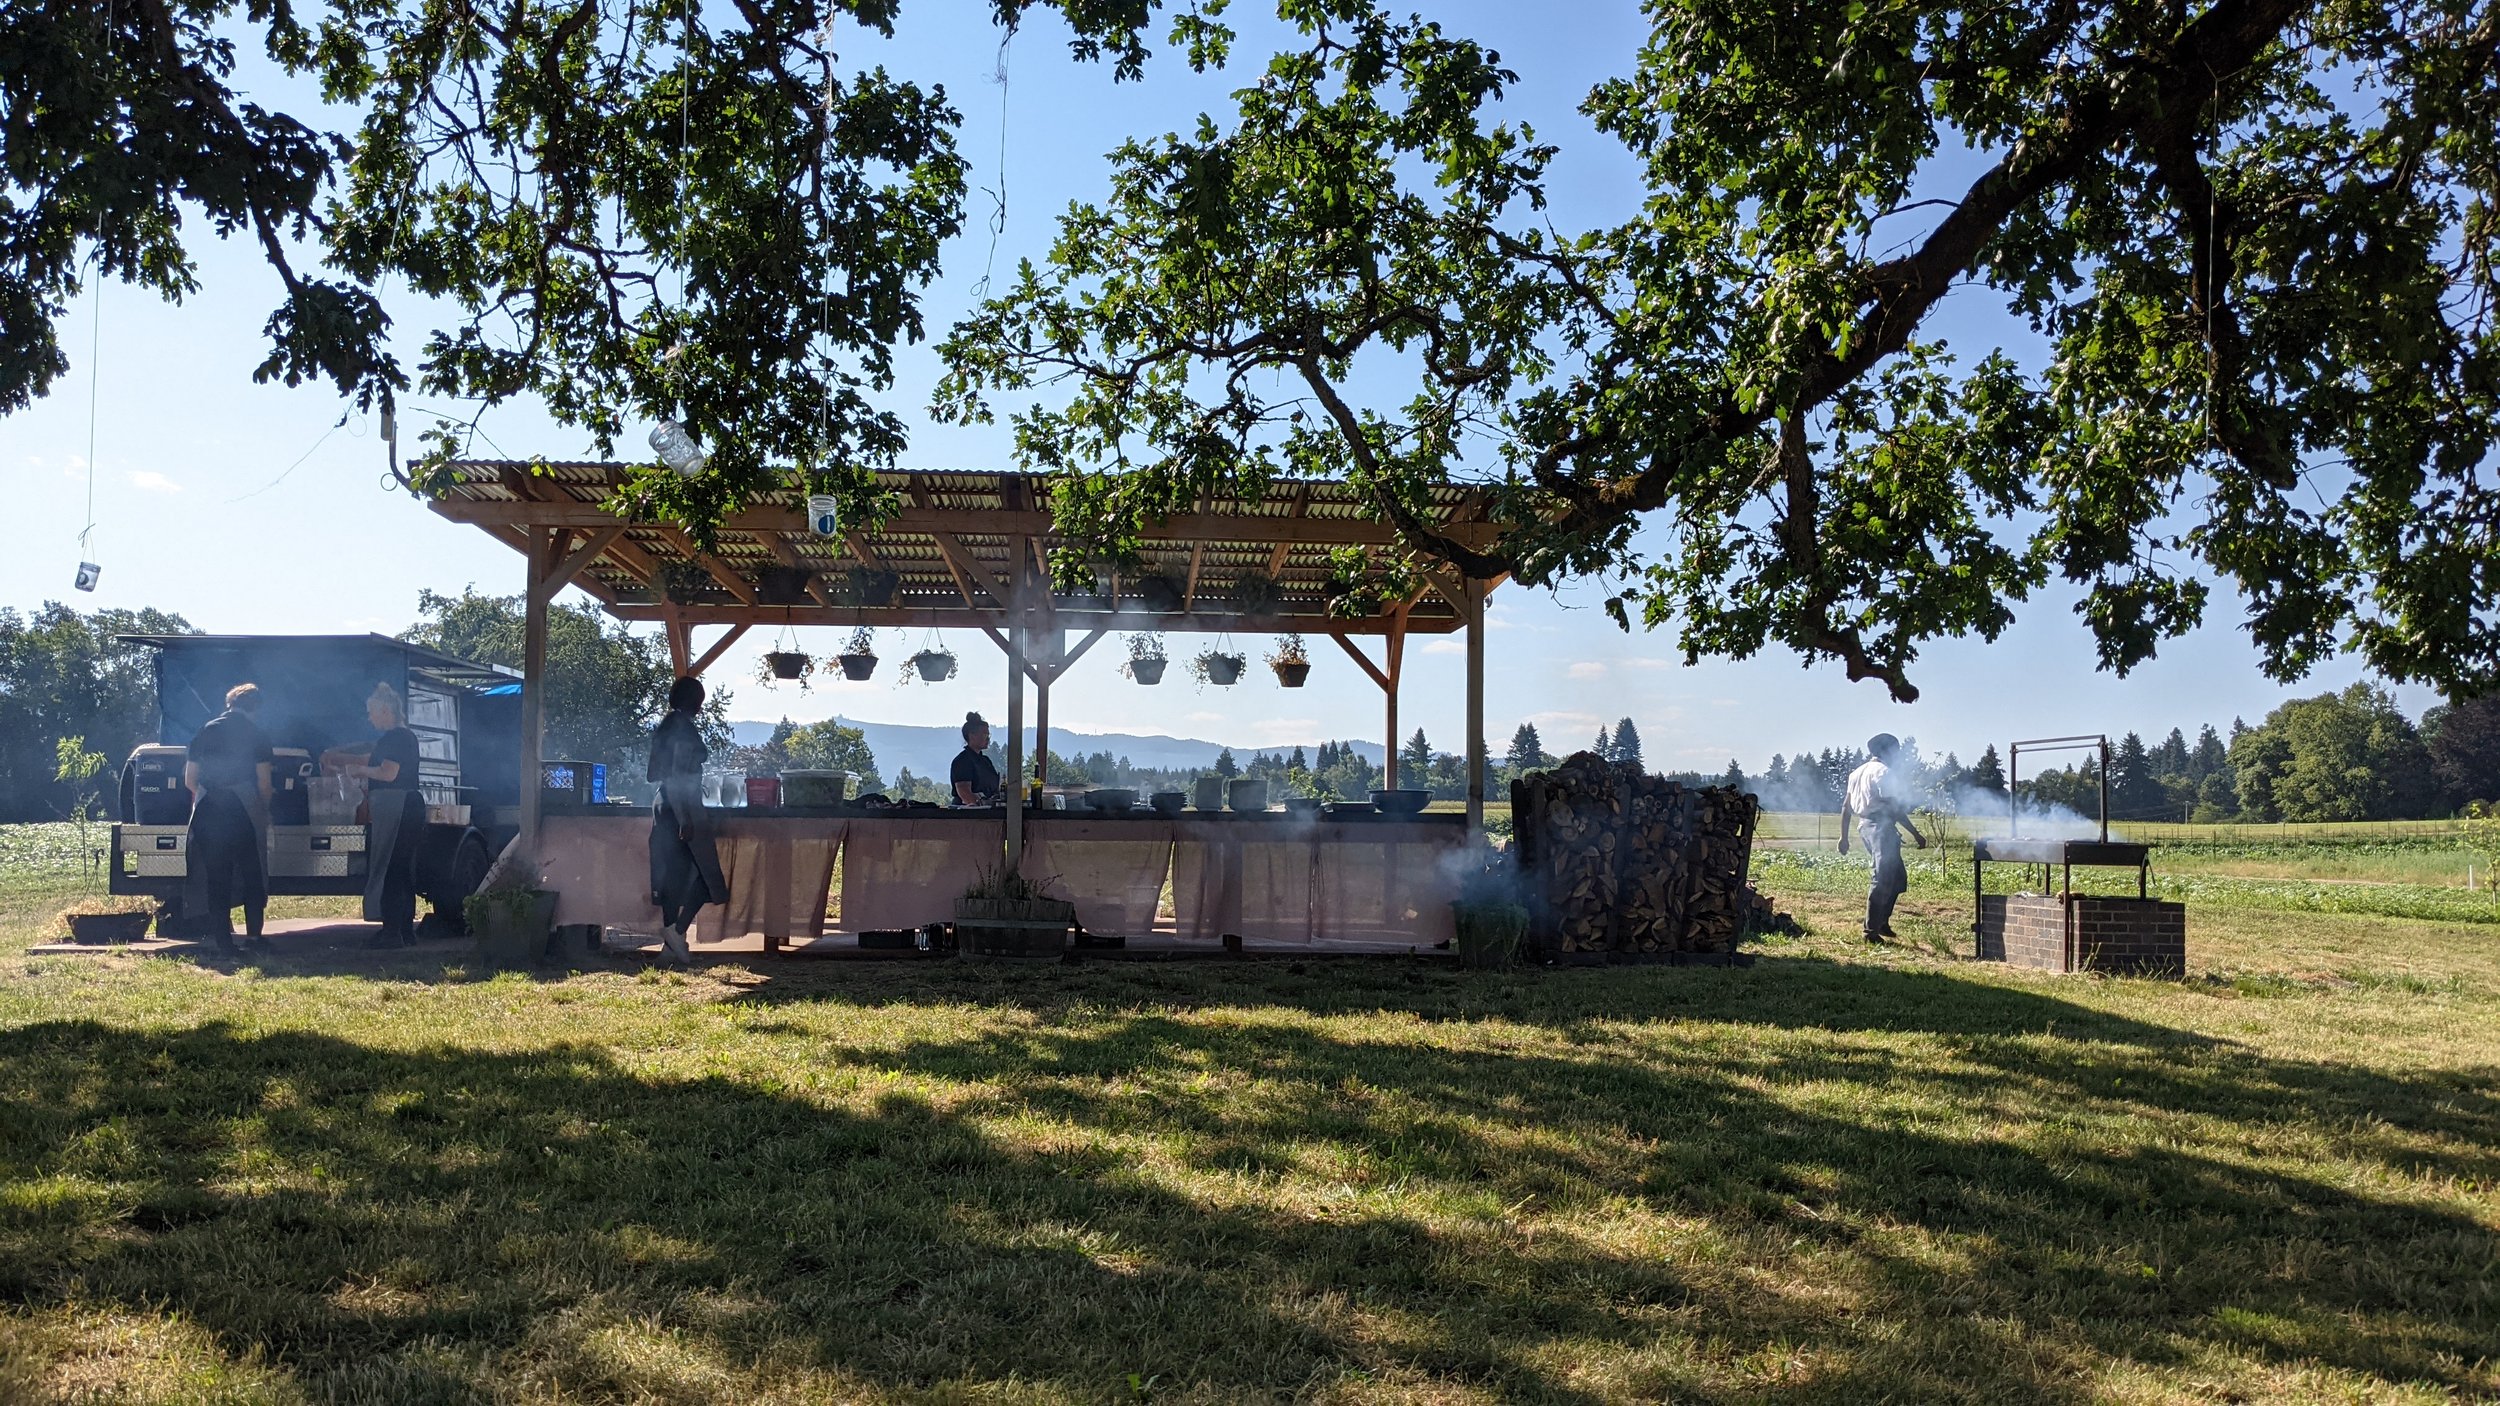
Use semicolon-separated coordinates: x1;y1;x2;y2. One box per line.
744;776;781;808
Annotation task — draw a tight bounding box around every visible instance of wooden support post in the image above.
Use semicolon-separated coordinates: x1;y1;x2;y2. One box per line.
1035;626;1059;785
663;615;691;675
1383;605;1409;790
518;527;562;857
1464;577;1486;840
1005;537;1028;874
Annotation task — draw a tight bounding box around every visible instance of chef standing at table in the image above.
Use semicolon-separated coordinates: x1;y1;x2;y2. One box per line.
951;712;1001;805
334;683;426;948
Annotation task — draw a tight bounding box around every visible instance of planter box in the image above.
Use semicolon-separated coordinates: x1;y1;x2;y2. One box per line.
954;895;1075;960
468;890;558;971
1452;902;1527;970
67;911;153;944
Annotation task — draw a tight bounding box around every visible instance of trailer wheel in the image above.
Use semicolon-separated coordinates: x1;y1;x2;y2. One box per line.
423;830;493;936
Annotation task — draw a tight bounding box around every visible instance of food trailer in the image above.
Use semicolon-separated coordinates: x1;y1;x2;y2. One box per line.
109;634;521;933
428;463;1504;952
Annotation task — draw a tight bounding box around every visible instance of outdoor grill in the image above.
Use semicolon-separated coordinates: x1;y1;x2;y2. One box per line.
1968;735;2184;977
1971;735;2151;906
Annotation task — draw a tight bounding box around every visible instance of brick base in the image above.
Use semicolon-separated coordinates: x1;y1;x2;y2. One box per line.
1976;893;2184;977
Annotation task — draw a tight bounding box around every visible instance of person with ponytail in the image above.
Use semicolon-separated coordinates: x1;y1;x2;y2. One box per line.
339;682;426;947
646;675;728;965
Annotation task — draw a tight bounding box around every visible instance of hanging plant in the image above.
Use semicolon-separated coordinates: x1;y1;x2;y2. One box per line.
658;562;712;605
1322;548;1421;619
1132;574;1184;614
902;645;958;683
836;626;879;681
833;566;900;607
758;650;814;686
1266;632;1311;688
1229;570;1283;617
756;564;816;606
1122;632;1168;685
1189;645;1246;689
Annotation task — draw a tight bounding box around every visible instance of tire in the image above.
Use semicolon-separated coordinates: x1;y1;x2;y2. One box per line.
421;829;493;936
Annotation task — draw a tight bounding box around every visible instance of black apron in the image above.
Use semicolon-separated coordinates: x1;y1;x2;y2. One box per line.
185;785;268;923
649;779;728;916
362;787;426;922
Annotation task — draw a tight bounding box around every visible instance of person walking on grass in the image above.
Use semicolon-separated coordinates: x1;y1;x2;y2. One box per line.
647;675;727;967
1839;733;1926;943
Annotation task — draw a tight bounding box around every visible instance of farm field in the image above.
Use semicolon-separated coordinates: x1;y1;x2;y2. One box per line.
0;823;2494;1404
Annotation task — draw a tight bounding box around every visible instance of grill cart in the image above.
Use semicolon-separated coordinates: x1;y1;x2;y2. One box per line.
109;635;523;935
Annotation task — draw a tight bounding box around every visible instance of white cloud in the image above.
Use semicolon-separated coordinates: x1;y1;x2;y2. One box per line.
1566;661;1608;681
1187;711;1223;725
1524;709;1603;732
1620;657;1673;671
1420;639;1464;656
1246;718;1321;746
127;470;181;494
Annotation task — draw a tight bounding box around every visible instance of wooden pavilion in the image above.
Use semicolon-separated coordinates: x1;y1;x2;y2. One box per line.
427;462;1506;868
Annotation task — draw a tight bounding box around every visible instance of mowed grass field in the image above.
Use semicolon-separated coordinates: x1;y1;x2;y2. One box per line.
1;826;2495;1403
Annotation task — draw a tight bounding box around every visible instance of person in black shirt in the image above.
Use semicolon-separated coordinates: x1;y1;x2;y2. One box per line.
339;683;427;946
184;683;273;950
647;675;727;965
951;712;1001;805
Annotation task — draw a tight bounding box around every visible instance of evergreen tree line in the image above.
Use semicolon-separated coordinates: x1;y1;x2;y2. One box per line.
1710;684;2500;824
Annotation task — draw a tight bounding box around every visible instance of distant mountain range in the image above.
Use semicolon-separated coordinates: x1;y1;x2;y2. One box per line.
728;717;1384;774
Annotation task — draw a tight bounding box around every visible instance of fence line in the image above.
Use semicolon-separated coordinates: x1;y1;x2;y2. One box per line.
1755;810;2483;847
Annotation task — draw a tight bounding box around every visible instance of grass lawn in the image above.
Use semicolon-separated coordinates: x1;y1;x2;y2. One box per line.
1;844;2495;1402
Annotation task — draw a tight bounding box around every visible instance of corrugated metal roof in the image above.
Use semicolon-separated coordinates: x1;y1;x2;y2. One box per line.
427;462;1496;636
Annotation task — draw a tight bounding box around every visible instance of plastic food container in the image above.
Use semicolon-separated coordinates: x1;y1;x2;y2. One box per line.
779;770;852;807
1227;778;1270;812
745;776;782;807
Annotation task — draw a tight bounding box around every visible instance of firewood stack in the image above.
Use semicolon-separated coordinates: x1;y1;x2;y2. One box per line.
1512;753;1761;957
1512;751;1627;953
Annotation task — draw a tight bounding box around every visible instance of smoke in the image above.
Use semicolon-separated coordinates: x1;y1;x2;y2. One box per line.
1935;785;2119;842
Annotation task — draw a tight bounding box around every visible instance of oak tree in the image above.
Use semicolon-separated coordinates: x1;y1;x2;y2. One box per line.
937;0;2500;700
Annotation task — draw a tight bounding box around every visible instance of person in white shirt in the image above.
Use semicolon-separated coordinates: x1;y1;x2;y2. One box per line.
1838;733;1926;942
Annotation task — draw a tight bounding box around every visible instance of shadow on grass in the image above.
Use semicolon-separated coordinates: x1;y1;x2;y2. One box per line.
3;958;2495;1402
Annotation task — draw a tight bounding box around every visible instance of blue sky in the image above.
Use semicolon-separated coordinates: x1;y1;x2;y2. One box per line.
0;2;2437;773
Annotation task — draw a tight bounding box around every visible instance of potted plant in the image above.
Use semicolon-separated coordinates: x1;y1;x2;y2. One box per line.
836;566;901;607
1188;646;1246;689
758;649;813;684
1267;633;1311;687
756;564;815;606
902;644;957;682
953;866;1076;960
659;562;712;605
463;851;557;971
1450;842;1528;970
1122;632;1169;685
1132;574;1184;613
1230;570;1283;616
55;895;155;944
835;626;879;681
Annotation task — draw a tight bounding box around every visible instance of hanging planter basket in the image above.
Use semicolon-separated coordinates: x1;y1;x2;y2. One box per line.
659;563;712;606
835;567;900;608
764;651;812;681
906;649;957;683
756;565;816;606
837;652;878;681
1133;575;1184;613
1190;650;1246;688
1266;632;1311;688
1126;657;1168;686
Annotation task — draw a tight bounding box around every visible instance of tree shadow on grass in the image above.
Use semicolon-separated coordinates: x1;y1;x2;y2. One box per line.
3;963;2495;1403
